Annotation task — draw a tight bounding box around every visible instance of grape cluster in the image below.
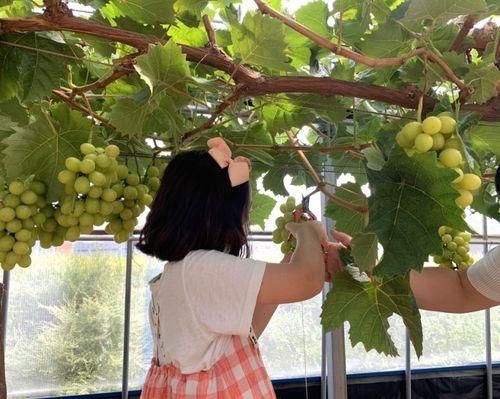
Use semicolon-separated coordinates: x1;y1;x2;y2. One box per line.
396;113;482;208
0;179;46;270
272;197;309;255
433;226;474;270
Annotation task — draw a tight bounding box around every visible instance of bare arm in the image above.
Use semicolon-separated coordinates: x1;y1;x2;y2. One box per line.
410;267;499;313
256;221;326;305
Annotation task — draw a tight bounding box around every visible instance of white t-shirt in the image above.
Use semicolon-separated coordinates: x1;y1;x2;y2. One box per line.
467;245;500;302
148;249;267;373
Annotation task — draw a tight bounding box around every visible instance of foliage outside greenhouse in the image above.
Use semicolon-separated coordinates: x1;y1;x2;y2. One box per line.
0;0;499;387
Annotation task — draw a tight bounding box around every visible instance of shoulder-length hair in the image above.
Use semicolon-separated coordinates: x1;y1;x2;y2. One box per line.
136;151;251;261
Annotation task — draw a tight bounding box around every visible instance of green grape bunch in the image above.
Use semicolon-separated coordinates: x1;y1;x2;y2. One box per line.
395;113;482;209
0;178;47;271
272;196;313;255
433;226;474;270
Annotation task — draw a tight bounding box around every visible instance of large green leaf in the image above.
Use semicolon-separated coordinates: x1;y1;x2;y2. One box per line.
295;1;331;39
325;182;368;236
403;0;487;23
109;0;175;24
2;104;101;201
366;147;470;276
464;66;500;103
351;232;378;272
0;39;19;101
250;193;276;229
135;41;191;100
321;271;423;357
5;33;76;102
467;123;500;158
472;183;500;222
261;99;315;134
175;0;207;27
358;21;409;58
230;13;293;71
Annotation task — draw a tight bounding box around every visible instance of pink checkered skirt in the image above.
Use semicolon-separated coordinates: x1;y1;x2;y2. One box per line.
140;334;276;398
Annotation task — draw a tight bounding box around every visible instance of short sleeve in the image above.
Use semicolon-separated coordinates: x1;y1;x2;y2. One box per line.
467;245;500;302
183;250;266;336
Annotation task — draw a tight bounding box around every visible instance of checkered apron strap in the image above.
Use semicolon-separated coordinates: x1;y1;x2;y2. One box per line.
141;335;276;399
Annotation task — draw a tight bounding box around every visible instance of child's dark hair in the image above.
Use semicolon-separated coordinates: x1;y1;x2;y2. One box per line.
137;151;251;261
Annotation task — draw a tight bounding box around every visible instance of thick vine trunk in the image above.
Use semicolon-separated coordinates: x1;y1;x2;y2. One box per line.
0;15;498;121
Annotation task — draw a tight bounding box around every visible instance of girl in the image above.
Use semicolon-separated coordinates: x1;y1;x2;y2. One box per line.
137;138;330;398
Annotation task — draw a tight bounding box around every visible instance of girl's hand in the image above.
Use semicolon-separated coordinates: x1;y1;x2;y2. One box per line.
285;220;328;246
324;229;352;282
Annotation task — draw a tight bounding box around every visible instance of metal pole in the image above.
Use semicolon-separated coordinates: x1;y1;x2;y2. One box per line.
122;241;133;399
321;286;328;399
405;329;412;399
482;216;493;399
321;162;347;399
1;272;9;344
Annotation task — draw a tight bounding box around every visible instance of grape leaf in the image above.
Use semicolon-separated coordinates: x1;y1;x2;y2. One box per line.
135;41;192;101
250;192;276;229
109;0;175;24
175;0;207;27
472;184;500;222
263;167;289;197
366;147;471;276
358;21;409;58
325;183;368;236
321;270;423;357
464;66;500;103
403;0;487;24
295;1;331;39
261;99;315;134
15;33;76;102
2;104;102;201
0;38;19;101
467;123;500;158
351;232;378;272
230;13;293;71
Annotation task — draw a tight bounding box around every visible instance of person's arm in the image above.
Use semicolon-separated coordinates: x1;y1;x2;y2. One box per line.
256;221;326;305
410;267;498;313
329;229;500;313
252;253;291;338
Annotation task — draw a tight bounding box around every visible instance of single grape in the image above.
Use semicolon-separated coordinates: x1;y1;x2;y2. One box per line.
441;234;452;243
438;116;456;134
401;121;422;141
439;148;462;168
421;116;442;135
74;176;91;194
13;241;29;255
446;241;457;251
438;226;448;236
9;181;24;196
455;188;473;208
116;165;129;180
147;166;160;178
414;134;433;152
396;131;412;148
95;154;111;169
30;181;46;195
20;190;37;205
4;194;20;208
89;171;107;187
126;174;140;186
458;173;481;191
0;207;16;223
15;205;31;220
80;158;96;174
88;186;103;199
65;157;81;173
431;133;445;150
80;142;96;155
105;144;120;158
